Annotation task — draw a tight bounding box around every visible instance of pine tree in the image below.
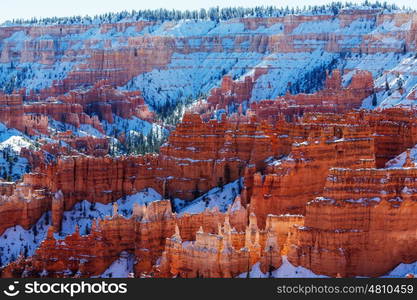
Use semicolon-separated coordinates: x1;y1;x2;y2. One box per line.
372;93;378;106
192;183;200;199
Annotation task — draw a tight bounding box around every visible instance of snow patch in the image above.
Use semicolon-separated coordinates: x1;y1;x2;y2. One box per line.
96;251;134;278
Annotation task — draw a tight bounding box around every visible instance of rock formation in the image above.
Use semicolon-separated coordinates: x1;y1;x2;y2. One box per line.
1;7;417;279
288;167;417;277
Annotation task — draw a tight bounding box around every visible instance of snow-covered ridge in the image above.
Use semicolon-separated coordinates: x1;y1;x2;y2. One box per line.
95;251;134;278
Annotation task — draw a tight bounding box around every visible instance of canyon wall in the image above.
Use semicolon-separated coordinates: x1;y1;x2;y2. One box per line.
2;199;250;278
2;197;307;278
1;9;416;106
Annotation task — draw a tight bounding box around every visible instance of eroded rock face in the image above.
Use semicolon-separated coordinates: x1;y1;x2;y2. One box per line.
365;108;417;167
24;155;160;210
49;132;109;157
0;111;273;236
55;80;154;123
206;69;268;111
287;167;417;277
